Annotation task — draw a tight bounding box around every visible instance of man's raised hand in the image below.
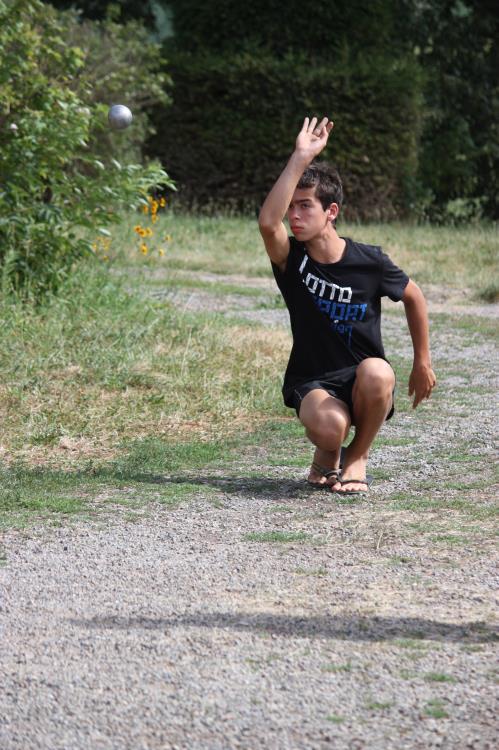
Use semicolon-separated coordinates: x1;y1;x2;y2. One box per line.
295;116;334;161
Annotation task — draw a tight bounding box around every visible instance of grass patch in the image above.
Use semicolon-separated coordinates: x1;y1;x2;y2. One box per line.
393;638;428;650
423;699;449;719
0;433;237;527
265;504;294;514
242;531;312;544
365;700;394;711
424;672;456;683
110;436;227;476
430;534;470;545
322;662;352;673
326;714;345;724
477;281;499;303
0;264;289;463
399;669;418;680
295;567;328;577
389;555;412;565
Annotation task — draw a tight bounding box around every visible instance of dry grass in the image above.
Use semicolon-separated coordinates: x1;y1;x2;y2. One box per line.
1;213;497;471
116;213;498;294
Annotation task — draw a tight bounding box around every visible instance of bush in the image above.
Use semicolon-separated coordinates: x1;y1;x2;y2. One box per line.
148;50;422;220
0;0;174;297
58;7;172;164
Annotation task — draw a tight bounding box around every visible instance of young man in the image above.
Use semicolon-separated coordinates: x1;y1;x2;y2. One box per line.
258;116;436;494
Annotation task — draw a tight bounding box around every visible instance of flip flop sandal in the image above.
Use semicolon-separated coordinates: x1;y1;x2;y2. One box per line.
307;447;346;488
307;463;340;488
331;475;373;496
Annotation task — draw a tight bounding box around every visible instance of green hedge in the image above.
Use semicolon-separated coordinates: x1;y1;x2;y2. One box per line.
168;0;400;58
147;51;422;220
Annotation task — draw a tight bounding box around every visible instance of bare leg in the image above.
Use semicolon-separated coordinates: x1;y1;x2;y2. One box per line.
298;389;351;485
332;358;395;493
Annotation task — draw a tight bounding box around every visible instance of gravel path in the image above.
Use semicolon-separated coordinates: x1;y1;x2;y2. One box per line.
1;278;498;749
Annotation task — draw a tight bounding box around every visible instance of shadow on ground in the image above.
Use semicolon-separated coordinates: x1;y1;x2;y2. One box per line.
133;473;318;497
70;612;498;644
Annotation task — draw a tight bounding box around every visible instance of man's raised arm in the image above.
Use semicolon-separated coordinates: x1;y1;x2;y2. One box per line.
258;116;334;271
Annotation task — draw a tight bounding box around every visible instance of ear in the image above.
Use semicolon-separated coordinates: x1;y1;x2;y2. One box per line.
326;202;339;223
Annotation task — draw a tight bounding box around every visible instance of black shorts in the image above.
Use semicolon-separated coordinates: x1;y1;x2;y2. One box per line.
291;365;395;425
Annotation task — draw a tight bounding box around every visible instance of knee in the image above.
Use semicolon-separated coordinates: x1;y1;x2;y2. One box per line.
306;410;348;445
355;359;395;399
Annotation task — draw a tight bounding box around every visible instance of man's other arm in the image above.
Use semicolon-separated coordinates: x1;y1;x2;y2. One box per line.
402;279;437;408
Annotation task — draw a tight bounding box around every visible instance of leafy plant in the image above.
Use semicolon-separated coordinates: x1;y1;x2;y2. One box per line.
0;0;174;297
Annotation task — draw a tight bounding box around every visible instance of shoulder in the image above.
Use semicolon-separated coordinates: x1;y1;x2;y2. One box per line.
347;238;384;262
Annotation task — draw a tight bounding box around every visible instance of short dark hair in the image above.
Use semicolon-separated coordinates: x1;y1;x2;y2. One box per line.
297;162;343;225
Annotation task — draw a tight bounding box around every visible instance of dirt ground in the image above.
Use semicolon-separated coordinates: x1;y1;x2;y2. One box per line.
1;278;498;749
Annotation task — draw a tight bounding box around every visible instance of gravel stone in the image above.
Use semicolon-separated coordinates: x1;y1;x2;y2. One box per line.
1;280;498;749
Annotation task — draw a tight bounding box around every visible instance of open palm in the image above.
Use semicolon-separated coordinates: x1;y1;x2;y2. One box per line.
295;116;334;160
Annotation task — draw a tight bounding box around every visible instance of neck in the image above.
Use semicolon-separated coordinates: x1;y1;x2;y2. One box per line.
305;224;345;263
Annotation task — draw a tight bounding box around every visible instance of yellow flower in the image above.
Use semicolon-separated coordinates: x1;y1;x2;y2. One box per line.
142;205;149;214
164;234;172;242
140;243;148;254
147;195;153;204
158;248;165;256
151;214;158;223
145;227;153;237
151;200;159;212
133;225;142;234
159;197;166;207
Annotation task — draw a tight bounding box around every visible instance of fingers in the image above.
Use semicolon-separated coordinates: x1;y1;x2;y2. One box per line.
316;116;329;135
411;382;436;408
409;366;437;408
301;117;310;132
305;116;333;136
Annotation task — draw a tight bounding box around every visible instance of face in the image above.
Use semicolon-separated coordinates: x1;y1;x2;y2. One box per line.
287;187;338;241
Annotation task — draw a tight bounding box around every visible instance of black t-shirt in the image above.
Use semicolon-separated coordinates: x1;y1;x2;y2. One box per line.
272;237;409;406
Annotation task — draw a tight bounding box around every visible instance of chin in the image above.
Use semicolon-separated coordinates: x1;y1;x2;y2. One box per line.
293;229;309;241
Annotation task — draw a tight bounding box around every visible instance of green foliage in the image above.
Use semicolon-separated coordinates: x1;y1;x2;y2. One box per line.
0;0;174;296
155;0;498;220
58;8;172;163
45;0;157;26
407;0;499;220
149;50;422;219
170;0;400;57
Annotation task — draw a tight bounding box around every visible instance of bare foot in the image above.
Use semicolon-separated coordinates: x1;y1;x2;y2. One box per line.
307;446;342;486
331;448;369;493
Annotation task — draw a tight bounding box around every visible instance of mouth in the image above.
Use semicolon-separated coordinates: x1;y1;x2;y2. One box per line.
291;225;304;233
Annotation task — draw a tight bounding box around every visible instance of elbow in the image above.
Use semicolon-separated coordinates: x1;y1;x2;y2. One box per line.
258;210;271;233
258;216;277;238
258;207;280;236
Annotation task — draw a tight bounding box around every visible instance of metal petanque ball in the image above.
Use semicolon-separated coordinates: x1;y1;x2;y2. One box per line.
108;104;133;130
